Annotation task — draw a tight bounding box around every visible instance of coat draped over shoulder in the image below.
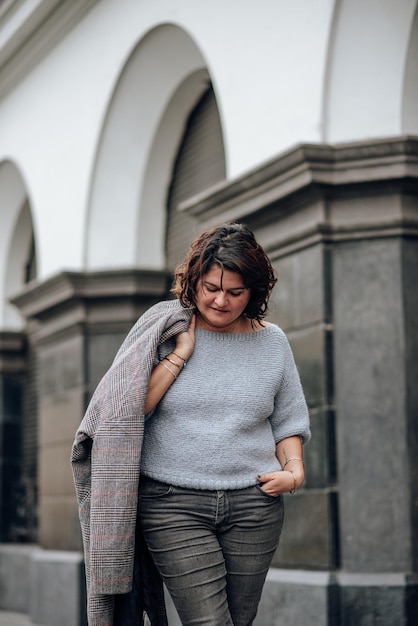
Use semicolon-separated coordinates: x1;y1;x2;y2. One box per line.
71;300;193;626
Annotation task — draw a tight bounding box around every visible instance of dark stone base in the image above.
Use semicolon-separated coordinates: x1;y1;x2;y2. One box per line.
335;573;418;626
0;546;417;626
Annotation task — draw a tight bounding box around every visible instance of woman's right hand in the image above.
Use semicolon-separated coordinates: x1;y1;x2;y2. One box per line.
174;313;196;361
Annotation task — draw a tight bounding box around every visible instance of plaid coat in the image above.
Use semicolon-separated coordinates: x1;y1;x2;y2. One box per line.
71;300;193;626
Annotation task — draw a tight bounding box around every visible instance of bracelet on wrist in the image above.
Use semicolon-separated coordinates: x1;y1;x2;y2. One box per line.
172;352;188;368
164;356;182;372
159;360;178;380
283;457;304;468
289;470;297;495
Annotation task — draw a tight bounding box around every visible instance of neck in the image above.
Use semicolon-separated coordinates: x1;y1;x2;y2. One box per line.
195;314;255;333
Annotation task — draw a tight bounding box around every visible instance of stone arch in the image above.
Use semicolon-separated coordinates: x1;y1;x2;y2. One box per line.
85;23;216;271
0;160;36;329
402;3;418;133
135;68;213;269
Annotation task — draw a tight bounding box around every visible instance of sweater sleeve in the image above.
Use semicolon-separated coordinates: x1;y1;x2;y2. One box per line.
269;331;311;445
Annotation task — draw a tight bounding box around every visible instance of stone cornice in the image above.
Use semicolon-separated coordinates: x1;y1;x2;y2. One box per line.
179;136;418;227
10;268;171;321
0;329;26;373
0;0;99;99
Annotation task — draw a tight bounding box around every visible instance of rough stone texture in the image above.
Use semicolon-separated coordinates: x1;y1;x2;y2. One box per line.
402;237;418;572
333;238;412;573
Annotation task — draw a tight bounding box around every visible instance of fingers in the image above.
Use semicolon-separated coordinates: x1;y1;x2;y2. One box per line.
256;471;288;486
256;473;274;482
257;470;299;496
174;315;196;360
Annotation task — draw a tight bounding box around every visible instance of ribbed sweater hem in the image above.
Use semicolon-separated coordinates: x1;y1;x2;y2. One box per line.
141;469;266;491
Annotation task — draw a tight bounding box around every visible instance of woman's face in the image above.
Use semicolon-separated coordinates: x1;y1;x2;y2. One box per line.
194;264;251;332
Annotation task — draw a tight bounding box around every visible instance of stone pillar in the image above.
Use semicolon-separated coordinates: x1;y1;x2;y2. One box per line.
11;269;170;551
181;137;418;625
332;229;418;624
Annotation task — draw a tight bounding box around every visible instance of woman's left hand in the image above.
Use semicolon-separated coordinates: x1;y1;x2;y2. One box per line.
174;313;196;360
256;470;301;496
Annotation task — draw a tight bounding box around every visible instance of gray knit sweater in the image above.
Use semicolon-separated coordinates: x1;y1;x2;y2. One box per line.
141;325;310;490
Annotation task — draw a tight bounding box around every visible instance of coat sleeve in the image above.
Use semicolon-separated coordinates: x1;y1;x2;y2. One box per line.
70;300;193;599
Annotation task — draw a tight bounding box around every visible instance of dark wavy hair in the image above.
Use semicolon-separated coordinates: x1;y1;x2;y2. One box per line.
171;223;277;321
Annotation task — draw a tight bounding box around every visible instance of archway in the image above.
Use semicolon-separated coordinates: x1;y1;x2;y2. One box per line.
0;160;36;329
323;1;417;142
85;24;213;271
402;4;418;133
0;160;37;542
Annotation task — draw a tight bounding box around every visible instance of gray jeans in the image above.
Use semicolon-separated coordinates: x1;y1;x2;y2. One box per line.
138;476;285;626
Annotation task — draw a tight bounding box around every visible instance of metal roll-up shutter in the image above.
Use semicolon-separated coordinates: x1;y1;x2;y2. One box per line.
166;85;226;272
19;233;38;541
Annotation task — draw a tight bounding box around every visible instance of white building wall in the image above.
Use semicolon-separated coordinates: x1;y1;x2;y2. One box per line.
324;0;417;142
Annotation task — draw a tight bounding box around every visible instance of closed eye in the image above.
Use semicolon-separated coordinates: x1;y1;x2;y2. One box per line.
204;283;246;295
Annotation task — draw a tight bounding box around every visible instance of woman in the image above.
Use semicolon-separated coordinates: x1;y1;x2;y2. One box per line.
138;223;310;625
72;222;310;626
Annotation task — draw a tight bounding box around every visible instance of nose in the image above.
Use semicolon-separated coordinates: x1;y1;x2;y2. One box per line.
214;291;228;307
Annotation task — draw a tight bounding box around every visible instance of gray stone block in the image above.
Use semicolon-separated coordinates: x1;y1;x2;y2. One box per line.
401;237;418;570
38;336;84;397
271;244;326;330
86;331;127;394
254;568;336;626
273;491;338;570
287;324;331;409
29;550;86;626
304;408;336;488
0;544;37;612
333;239;412;572
164;568;336;626
336;572;418;626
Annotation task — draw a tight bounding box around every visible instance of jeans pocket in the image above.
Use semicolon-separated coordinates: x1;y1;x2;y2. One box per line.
255;483;281;500
139;475;173;498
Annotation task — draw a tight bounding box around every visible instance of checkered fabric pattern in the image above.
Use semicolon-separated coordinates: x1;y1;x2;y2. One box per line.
71;300;193;625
